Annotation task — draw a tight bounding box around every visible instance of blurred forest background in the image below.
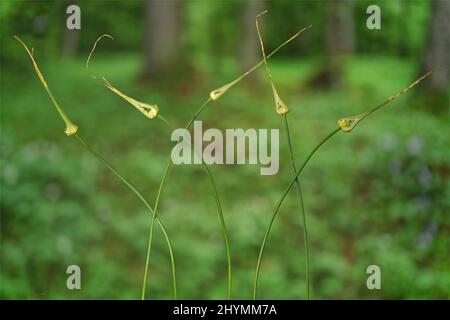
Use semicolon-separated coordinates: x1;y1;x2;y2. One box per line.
1;0;449;299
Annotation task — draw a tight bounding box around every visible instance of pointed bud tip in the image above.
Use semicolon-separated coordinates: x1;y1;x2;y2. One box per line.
256;10;268;19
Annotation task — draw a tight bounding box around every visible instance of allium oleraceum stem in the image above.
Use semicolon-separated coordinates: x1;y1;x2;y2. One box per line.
86;34;175;300
14;36;78;136
86;34;230;300
253;72;431;299
255;11;311;299
15;36;177;300
141;97;233;300
139;25;311;300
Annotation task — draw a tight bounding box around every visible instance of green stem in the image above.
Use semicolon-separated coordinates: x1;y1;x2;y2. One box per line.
282;114;310;299
74;134;177;299
141;160;172;300
202;163;232;299
142;98;232;299
140;26;310;297
253;127;341;299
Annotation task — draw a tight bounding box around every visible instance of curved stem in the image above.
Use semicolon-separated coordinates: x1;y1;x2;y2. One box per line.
140;27;312;297
140;25;315;298
142;98;233;299
162;114;231;297
253;127;340;299
74;134;177;299
203;164;232;299
142;160;172;300
283;114;310;299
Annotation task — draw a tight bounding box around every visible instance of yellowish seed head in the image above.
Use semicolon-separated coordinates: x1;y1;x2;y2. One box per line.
135;101;158;119
209;82;235;101
256;11;292;116
64;122;79;136
337;72;432;133
87;35;159;120
146;104;158;119
274;91;289;115
209;23;311;104
337;114;364;132
15;36;79;137
102;79;159;119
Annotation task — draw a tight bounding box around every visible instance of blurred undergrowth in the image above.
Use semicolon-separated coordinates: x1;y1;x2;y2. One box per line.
1;52;448;299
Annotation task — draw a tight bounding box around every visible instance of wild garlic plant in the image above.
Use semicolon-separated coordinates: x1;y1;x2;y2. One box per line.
255;10;312;299
16;14;430;299
86;34;232;300
14;36;178;299
112;24;310;300
133;22;312;298
86;35;183;300
15;22;310;300
252;71;432;299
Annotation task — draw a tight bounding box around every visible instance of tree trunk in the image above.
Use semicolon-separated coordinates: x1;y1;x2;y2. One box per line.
141;0;184;80
398;0;411;57
420;0;449;92
62;1;80;57
239;0;265;83
62;29;80;57
317;0;355;88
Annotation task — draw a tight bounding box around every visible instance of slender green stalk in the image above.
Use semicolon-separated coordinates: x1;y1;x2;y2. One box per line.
253;127;341;299
282;114;310;299
254;13;311;299
14;36;178;300
142;98;232;299
202;162;232;299
142;27;312;298
74;134;177;299
141;160;172;300
252;72;431;299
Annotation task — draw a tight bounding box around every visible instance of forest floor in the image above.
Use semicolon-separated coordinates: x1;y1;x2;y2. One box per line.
2;55;448;299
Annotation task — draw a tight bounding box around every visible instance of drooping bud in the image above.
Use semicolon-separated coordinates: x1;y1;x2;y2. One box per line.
273;88;289;115
337;114;364;132
15;36;79;136
255;11;304;115
87;35;158;120
103;79;158;119
209;81;237;101
337;72;432;133
209;24;311;103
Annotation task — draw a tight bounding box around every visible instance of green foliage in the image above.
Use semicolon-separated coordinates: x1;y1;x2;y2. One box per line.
2;53;448;299
355;0;431;57
1;0;448;300
1;0;433;70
